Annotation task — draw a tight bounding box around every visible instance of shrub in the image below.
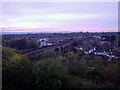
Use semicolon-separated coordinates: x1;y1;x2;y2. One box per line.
10;54;30;67
101;81;116;88
2;47;15;60
41;49;57;59
66;76;82;89
2;47;30;68
66;51;79;62
81;79;97;88
101;69;120;86
85;67;103;81
33;59;68;89
3;64;35;90
107;63;120;77
68;61;87;77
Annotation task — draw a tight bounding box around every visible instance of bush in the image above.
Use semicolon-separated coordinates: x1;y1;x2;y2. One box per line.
2;47;30;68
87;56;105;68
81;79;97;88
68;61;87;77
85;67;103;81
101;81;116;88
101;69;120;87
66;51;79;62
41;49;57;59
107;63;120;77
10;54;30;67
2;47;34;89
33;59;68;89
65;76;82;89
3;64;35;90
2;47;15;60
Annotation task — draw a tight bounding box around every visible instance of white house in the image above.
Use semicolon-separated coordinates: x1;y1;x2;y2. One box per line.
37;38;48;48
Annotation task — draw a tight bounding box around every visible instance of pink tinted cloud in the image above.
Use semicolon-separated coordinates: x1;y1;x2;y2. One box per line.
2;28;118;33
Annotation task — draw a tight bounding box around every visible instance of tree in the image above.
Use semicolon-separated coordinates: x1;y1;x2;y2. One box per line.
110;35;116;41
26;41;39;49
10;54;30;67
72;41;79;47
33;59;68;89
68;61;88;77
2;47;30;68
2;47;33;90
41;49;57;59
55;48;59;55
3;61;34;90
9;37;27;49
77;50;85;57
17;37;27;49
66;52;78;62
93;43;102;52
2;47;15;61
85;67;102;81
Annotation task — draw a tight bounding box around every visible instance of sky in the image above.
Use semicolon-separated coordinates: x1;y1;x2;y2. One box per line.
1;2;118;33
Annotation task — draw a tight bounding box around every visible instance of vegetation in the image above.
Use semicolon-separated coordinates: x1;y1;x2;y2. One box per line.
33;59;68;89
2;37;39;50
2;47;34;90
2;46;120;89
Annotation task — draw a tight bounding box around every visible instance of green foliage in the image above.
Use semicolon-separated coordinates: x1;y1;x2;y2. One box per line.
101;81;116;88
66;51;79;62
56;56;69;65
3;46;120;89
10;54;30;67
81;79;97;88
2;47;34;89
93;43;102;51
3;64;35;90
77;50;85;56
65;76;82;89
85;67;102;81
68;61;87;77
2;47;30;68
12;49;20;54
26;41;39;49
107;63;120;77
10;37;27;49
88;56;105;68
33;59;68;89
40;49;57;59
81;55;105;69
2;47;15;60
72;41;79;47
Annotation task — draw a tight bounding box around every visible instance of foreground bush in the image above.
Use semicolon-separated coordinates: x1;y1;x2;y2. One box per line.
2;47;15;60
33;59;68;89
37;49;57;60
2;47;34;89
2;48;120;89
3;64;35;90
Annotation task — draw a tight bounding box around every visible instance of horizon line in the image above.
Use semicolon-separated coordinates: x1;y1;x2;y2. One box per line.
1;31;119;35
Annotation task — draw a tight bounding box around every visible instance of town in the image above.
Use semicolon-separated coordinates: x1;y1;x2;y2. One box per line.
2;32;120;61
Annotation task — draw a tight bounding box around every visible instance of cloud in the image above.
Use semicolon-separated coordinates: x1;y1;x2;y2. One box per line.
1;2;118;32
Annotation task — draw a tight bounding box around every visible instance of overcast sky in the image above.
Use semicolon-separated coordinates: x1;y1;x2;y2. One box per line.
1;2;118;33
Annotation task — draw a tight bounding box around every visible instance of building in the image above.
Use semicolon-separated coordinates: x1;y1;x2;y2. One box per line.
37;38;48;48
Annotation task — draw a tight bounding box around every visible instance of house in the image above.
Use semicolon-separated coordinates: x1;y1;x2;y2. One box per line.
74;46;84;50
37;38;48;48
